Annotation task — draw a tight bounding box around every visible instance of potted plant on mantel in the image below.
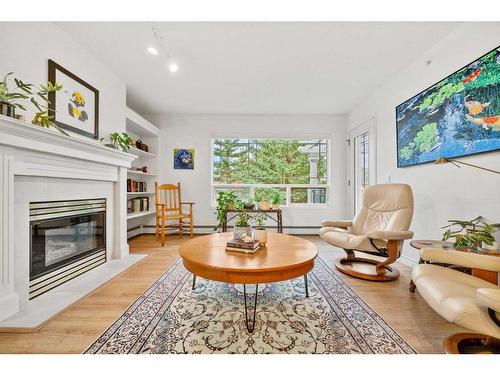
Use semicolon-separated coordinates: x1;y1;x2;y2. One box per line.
253;213;267;246
442;216;499;250
0;73;28;118
233;211;252;240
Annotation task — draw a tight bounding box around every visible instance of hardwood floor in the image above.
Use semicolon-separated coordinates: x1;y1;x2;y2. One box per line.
0;234;463;354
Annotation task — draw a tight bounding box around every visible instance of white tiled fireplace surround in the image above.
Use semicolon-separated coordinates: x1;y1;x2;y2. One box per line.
0;116;146;328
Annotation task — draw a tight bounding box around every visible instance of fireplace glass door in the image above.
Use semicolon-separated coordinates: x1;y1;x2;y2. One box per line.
30;212;105;280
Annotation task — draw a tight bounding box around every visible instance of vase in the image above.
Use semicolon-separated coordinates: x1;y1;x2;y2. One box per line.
271;203;280;210
260;200;271;210
0;102;15;118
253;229;268;246
233;226;252;240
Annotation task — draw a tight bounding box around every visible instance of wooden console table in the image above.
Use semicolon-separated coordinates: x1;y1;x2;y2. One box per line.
223;208;283;233
410;240;499;284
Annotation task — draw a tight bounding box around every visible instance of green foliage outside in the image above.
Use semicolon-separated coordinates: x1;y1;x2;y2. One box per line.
213;139;327;185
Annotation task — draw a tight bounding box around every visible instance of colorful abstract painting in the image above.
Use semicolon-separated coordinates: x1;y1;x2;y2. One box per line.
173;148;194;169
396;46;500;167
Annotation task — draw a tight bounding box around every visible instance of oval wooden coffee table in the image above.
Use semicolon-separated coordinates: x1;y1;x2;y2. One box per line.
179;232;318;332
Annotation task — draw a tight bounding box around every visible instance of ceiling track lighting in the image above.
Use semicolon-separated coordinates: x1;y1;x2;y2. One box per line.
147;26;180;73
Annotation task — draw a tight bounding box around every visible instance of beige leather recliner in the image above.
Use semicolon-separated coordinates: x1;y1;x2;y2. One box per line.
411;248;500;339
320;183;414;281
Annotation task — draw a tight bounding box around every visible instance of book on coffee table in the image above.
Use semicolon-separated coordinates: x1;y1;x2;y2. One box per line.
226;239;260;254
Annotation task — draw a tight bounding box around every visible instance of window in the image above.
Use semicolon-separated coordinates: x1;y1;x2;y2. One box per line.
212;138;329;205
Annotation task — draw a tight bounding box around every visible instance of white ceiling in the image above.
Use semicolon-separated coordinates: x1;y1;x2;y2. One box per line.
57;22;460;115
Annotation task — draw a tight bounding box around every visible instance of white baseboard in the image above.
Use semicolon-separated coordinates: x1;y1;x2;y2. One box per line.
128;226;322;237
398;254;418;268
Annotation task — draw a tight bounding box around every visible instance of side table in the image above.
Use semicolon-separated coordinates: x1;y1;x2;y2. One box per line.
410;240;500;285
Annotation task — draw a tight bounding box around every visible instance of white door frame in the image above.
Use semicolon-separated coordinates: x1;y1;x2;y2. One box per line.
348;116;377;216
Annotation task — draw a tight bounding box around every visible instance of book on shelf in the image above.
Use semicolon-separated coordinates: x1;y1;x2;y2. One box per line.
126;179;147;193
226;238;260;250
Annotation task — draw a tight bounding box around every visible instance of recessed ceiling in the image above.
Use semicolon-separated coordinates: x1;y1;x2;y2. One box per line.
57;22;461;115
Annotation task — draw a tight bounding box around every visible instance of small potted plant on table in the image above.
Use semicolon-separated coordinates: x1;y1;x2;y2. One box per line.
255;188;273;211
233;211;252;240
253;213;267;246
442;216;499;250
270;189;284;210
214;191;242;232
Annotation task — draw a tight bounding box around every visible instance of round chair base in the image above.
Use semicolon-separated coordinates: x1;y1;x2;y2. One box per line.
334;257;400;282
444;333;500;354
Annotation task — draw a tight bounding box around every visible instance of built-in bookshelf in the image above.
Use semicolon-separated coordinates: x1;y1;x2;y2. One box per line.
125;107;160;239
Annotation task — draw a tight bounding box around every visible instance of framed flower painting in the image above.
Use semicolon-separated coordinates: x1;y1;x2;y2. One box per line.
48;60;99;139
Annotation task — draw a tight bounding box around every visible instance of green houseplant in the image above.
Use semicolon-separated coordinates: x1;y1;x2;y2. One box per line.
233;211;252;240
270;189;284;209
214;191;242;232
253;213;267;245
0;73;28;117
442;216;499;250
100;132;134;151
254;188;274;210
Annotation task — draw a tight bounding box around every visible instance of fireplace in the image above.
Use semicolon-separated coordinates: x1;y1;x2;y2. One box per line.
29;199;106;299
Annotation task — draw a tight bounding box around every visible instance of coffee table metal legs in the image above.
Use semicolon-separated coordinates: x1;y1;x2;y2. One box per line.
304;274;309;298
243;284;259;333
192;274;197;290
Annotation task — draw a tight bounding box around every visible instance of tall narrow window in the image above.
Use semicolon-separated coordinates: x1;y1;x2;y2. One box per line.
353;132;369;213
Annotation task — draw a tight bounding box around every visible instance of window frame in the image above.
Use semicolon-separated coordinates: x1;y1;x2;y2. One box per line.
209;134;331;208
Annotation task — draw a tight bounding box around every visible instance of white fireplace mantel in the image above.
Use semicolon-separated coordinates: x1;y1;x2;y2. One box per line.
0;115;138;323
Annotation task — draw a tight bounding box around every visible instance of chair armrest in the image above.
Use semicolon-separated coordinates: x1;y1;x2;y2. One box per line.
321;220;352;228
420;247;500;272
367;230;414;241
180;202;195;205
476;289;500;312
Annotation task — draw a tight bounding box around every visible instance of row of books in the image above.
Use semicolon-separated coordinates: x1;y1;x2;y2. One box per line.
225;238;261;254
127;197;150;214
127;179;148;193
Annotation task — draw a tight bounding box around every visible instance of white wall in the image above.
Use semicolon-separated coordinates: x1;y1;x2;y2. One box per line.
146;114;348;232
0;22;126;138
348;22;500;264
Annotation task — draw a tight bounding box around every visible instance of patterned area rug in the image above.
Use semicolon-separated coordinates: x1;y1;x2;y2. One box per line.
85;257;415;354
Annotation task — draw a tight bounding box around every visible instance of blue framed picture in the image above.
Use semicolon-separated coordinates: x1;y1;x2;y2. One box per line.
396;46;500;168
173;148;194;170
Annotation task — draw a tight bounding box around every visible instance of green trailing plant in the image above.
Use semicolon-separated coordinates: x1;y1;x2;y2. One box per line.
253;213;266;230
214;191;242;231
442;216;500;249
100;132;134;151
234;211;251;228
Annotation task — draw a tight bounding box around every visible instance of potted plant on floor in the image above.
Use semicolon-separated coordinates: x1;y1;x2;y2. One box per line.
214;191;242;232
233;211;252;240
253;213;267;246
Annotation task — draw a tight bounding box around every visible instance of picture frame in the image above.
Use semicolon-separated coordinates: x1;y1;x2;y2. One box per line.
173;148;195;170
396;46;499;168
48;59;99;139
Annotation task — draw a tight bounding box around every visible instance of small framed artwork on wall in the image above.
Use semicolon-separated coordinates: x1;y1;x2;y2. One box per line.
48;59;99;139
174;148;195;170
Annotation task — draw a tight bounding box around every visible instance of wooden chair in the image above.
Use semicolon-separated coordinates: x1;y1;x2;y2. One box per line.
155;182;194;245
